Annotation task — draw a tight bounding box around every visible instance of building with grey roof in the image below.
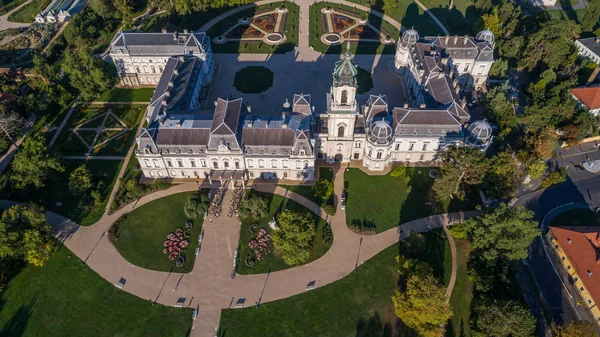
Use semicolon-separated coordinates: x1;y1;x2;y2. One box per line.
576;37;600;65
109;30;214;87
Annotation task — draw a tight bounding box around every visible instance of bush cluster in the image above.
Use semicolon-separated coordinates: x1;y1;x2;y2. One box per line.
322;222;333;244
108;217;126;242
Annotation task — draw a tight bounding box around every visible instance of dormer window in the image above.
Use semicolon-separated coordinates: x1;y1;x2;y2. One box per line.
300;150;306;155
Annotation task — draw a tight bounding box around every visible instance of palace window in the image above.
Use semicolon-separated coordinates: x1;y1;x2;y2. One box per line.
337;143;343;151
190;160;196;167
395;143;400;151
419;154;425;161
213;161;218;169
223;161;229;169
282;160;288;168
422;143;429;151
201;160;206;167
235;161;240;169
338;126;345;138
376;151;382;159
355;142;361;148
151;66;156;73
296;161;301;169
341;90;348;104
153;159;159;168
167;160;173;167
144;159;151;167
177;160;183;168
258;159;264;168
272;160;277;168
159;66;163;72
408;143;415;151
304;161;309;169
247;160;254;168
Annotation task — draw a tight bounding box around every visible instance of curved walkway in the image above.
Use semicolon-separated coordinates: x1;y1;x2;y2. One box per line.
0;0;31;31
0;165;479;336
412;0;449;35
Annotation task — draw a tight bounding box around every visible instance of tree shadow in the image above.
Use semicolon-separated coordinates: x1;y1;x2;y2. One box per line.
355;311;393;337
0;298;36;337
427;5;482;35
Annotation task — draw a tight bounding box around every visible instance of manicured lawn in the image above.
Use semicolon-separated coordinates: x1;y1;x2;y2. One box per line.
0;248;192;337
233;66;274;94
95;88;155;103
207;1;299;54
309;2;399;55
112;191;205;273
0;0;27;15
346;0;444;36
220;229;450;336
418;0;481;34
447;238;473;337
0;159;122;226
237;191;332;275
8;0;50;23
550;208;600;227
344;168;479;233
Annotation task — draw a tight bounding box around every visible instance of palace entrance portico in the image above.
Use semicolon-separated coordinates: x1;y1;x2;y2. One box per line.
208;169;247;189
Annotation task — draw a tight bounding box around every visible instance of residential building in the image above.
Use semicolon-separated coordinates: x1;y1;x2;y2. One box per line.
571;84;600;115
576;37;600;65
547;226;600;325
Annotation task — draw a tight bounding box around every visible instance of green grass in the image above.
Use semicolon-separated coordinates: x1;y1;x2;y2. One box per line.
233;66;274;93
346;0;444;36
8;0;51;23
141;7;233;32
447;238;473;337
112;191;204;273
0;0;27;15
95;88;155;103
237;191;332;275
417;0;481;34
550;208;600;227
344;168;479;233
207;2;300;54
309;2;399;55
0;247;192;337
280;167;335;208
0;159;122;226
220;229;450;336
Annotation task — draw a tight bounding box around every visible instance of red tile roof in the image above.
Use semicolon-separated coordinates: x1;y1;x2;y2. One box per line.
571;85;600;110
550;226;600;304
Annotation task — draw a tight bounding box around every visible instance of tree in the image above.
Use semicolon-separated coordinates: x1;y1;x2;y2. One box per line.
183;193;208;218
10;134;64;189
113;0;133;28
271;210;315;265
0;112;23;148
0;203;53;266
433;145;489;199
312;178;333;202
554;320;596;337
483;152;524;199
581;1;600;32
63;46;114;100
238;196;268;219
473;300;536;337
381;0;398;13
522;20;578;72
526;160;546;179
452;203;538;262
89;0;116;19
68;165;93;197
392;273;452;337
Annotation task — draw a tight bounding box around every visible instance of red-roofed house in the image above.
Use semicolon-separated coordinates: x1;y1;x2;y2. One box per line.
547;226;600;325
571;85;600;115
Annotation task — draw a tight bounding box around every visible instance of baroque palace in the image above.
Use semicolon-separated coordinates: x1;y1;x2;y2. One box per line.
108;28;496;181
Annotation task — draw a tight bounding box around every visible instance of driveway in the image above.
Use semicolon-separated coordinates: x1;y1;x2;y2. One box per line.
0;0;32;31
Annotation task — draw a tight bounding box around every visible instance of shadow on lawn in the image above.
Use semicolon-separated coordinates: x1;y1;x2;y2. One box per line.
446;318;466;337
0;297;36;337
355;311;392;337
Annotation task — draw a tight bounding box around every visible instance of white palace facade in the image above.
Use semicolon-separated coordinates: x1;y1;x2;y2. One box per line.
108;28;495;181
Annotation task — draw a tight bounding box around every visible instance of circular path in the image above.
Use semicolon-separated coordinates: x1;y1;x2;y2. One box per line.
0;166;478;337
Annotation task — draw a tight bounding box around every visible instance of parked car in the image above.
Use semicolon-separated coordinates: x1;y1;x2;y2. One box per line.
341;199;346;211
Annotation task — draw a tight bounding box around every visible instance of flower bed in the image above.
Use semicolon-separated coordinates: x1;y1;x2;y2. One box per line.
248;228;272;262
226;25;264;39
252;13;276;32
163;227;190;266
331;14;355;33
349;25;380;40
280;12;288;31
321;13;328;32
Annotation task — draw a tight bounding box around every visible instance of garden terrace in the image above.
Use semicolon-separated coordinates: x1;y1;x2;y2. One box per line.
220;230;452;336
344;167;479;233
236;191;332;275
111;191;206;273
309;2;399;54
0;248;192;337
207;2;299;54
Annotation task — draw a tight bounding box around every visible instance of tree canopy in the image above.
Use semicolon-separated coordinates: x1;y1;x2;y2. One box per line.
10;134;64;190
63;46;115;101
473;300;536;337
238;196;268;219
183;193;208;219
271;210;315;265
433;145;489;200
312;178;333;202
554;320;597;337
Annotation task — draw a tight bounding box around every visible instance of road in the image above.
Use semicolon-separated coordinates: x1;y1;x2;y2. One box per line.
515;168;600;328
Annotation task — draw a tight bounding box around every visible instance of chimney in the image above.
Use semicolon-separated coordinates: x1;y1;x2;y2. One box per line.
165;91;171;98
461;99;467;109
453;35;458;44
282;111;286;119
247;120;252;128
419;103;426;108
161;99;167;106
596;37;600;44
168;81;173;88
568;238;572;244
444;36;448;44
183;29;188;34
173;69;179;76
363;105;369;114
588;270;593;276
453;78;458;89
162;28;167;33
179;55;184;62
403;103;409;108
176;122;181;127
464;35;468;44
282;123;287;129
173;31;178;40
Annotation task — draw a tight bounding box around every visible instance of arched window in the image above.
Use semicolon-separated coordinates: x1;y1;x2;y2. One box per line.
136;66;141;73
143;66;148;73
258;159;264;168
337;143;342;151
151;66;156;73
153;159;159;168
144;159;151;167
341;90;348;104
223;161;229;169
213;161;218;169
303;161;309;169
159;66;164;72
338;126;345;138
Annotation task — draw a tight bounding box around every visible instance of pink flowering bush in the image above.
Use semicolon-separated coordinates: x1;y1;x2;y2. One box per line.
163;227;190;261
248;228;272;261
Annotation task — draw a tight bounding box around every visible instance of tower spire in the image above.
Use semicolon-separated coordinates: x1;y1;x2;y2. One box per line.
345;32;351;59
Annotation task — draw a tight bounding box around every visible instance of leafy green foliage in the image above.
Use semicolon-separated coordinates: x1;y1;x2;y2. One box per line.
63;47;115;101
581;1;600;33
239;196;269;219
0;203;53;267
10;134;64;189
433;146;489;200
183;193;208;219
473;300;536;337
389;166;406;177
456;204;538;262
68;165;93;196
483;152;524;199
312;178;333;202
540;168;567;189
88;0;115;19
271;210;315;265
526;160;546;180
554;320;597;337
522;20;578;72
392;272;452;337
